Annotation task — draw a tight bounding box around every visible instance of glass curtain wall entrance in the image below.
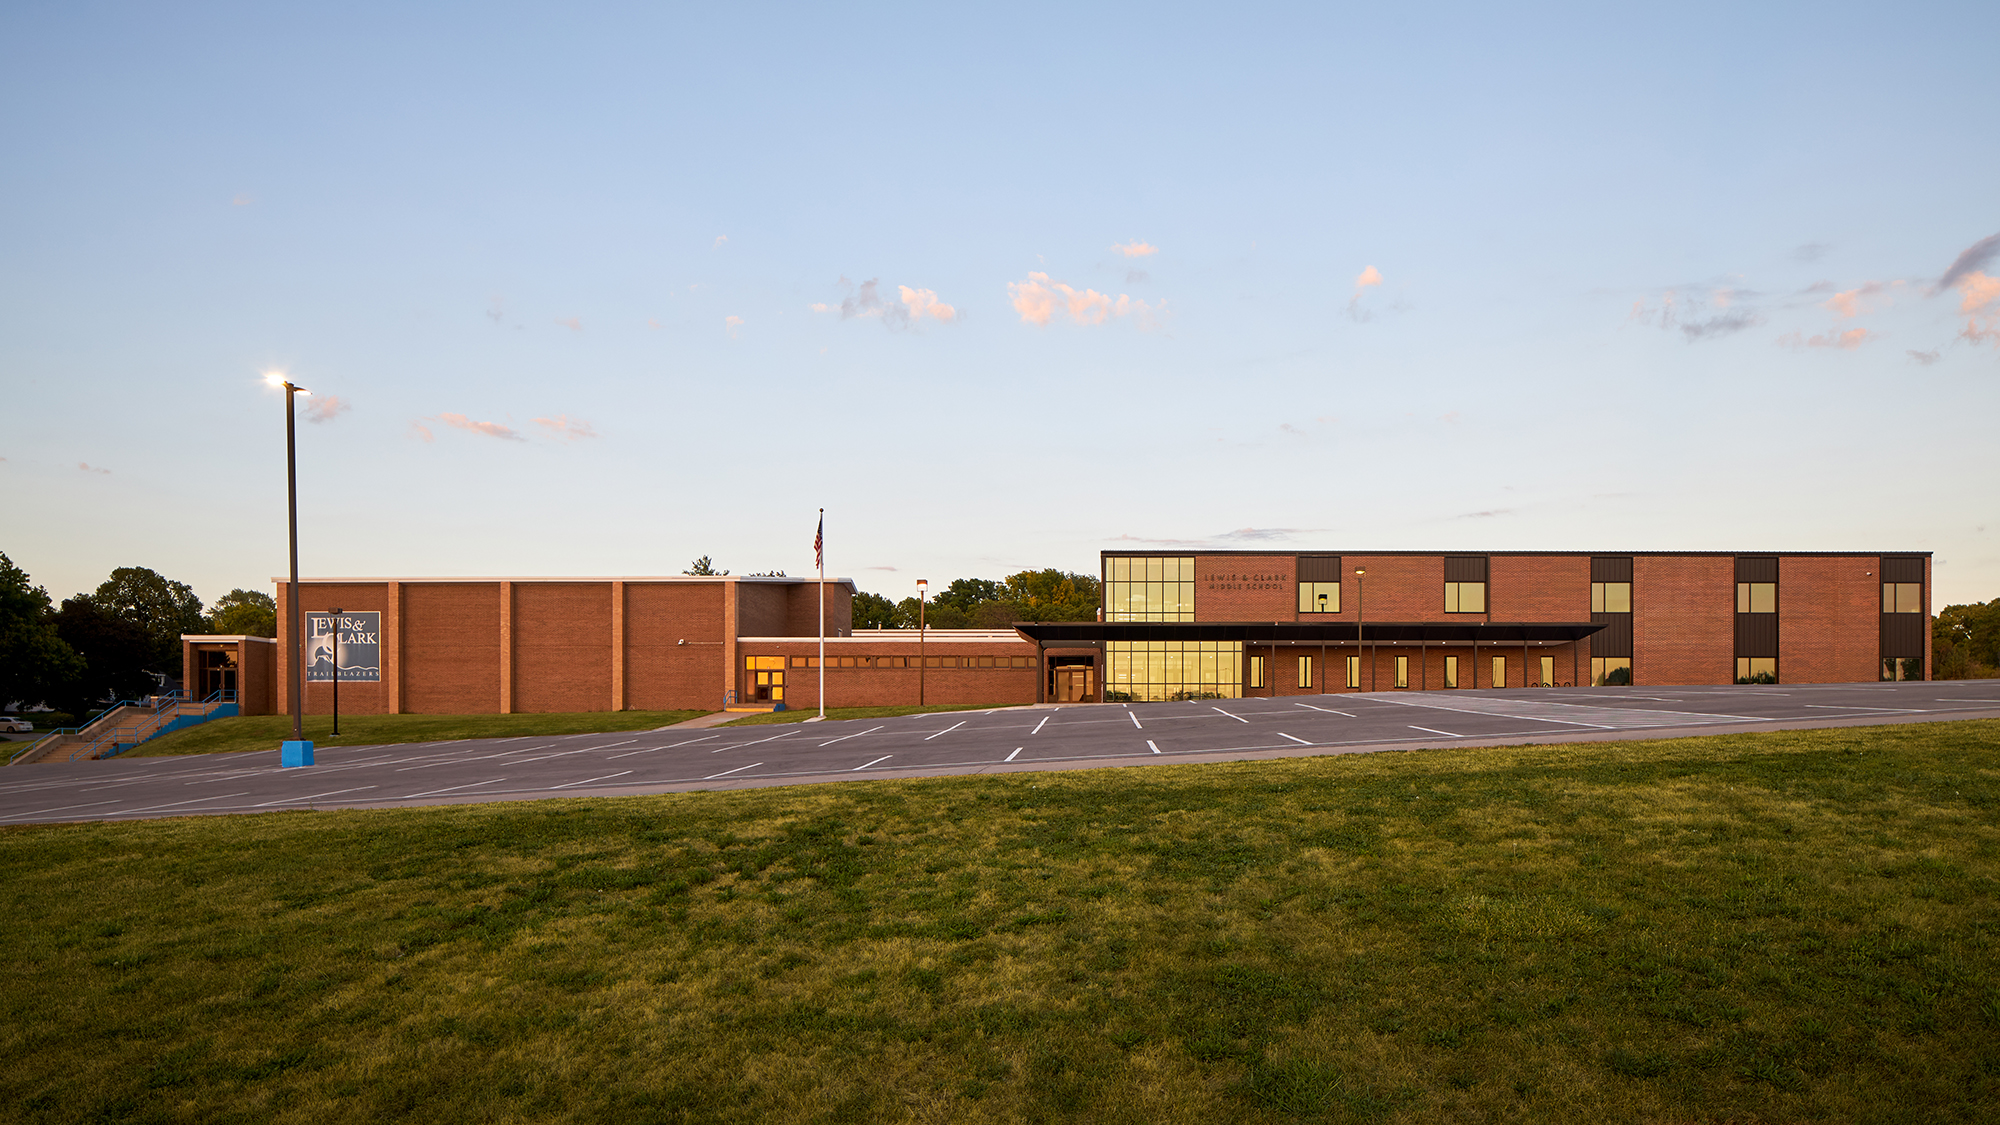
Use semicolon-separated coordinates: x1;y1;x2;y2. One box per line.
1106;640;1244;701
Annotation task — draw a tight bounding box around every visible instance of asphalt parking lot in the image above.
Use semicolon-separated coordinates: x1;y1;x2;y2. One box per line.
3;680;1998;826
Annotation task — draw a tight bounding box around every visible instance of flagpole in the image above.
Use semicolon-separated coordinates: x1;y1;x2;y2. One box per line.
817;508;825;720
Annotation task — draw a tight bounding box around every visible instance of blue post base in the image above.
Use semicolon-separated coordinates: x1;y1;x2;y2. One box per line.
281;740;315;767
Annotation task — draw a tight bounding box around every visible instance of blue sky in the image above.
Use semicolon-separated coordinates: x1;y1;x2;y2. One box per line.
4;1;1996;608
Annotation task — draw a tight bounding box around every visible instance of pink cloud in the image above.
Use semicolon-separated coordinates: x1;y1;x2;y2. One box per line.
1956;271;2000;345
1007;271;1163;328
725;315;745;338
898;286;958;323
1354;265;1383;291
1821;280;1899;318
411;422;434;443
1778;328;1872;350
533;414;598;441
78;462;110;475
433;413;523;440
1347;265;1385;320
303;394;349;423
557;317;581;331
1111;241;1159;258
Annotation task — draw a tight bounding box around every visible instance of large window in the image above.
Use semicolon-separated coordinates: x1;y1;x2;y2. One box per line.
1109;640;1244;701
1736;583;1776;613
1881;657;1922;681
1105;556;1195;621
1590;582;1631;613
1491;655;1507;688
1298;582;1341;613
1297;655;1314;689
1445;655;1459;688
1395;656;1409;689
1736;657;1778;684
1591;658;1631;686
1539;656;1555;687
1444;582;1487;613
1882;583;1922;613
1345;656;1360;688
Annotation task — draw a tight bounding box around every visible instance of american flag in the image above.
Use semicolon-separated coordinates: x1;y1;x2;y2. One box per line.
814;513;823;571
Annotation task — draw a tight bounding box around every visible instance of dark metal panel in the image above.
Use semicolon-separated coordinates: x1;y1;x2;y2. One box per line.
1735;557;1778;583
1590;612;1633;657
1590;557;1633;582
1880;556;1925;583
1735;613;1778;657
1880;614;1925;658
1296;556;1343;582
1444;556;1489;582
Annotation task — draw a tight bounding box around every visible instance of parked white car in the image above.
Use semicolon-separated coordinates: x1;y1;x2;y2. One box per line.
0;717;34;733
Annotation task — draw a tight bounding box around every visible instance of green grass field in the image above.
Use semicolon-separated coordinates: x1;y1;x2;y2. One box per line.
3;720;1996;1123
724;702;1026;726
125;709;709;757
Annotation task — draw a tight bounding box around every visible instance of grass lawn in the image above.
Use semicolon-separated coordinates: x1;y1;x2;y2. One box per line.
724;702;1026;726
125;709;709;758
3;720;1997;1123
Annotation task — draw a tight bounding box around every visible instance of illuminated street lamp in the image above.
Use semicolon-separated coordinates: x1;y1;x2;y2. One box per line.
916;579;929;706
267;373;313;767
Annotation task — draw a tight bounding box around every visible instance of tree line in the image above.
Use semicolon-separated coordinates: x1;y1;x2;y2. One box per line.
1936;598;2000;679
0;552;276;720
850;569;1101;630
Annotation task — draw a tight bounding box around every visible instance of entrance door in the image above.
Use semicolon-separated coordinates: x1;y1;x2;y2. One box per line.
1054;666;1096;703
199;649;238;698
745;656;785;702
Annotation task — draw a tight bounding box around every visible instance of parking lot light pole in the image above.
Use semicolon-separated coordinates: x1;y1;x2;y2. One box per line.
268;373;314;766
916;579;928;706
328;608;342;736
1355;567;1367;692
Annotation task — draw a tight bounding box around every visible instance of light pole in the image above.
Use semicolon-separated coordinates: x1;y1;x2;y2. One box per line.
916;579;928;706
328;608;342;736
269;373;313;766
1354;566;1367;692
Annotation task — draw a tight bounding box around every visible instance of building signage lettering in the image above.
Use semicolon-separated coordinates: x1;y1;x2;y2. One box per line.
306;612;382;683
1200;572;1289;592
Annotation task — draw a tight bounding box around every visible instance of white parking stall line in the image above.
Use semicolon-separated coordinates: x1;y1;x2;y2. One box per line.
1032;716;1051;735
1293;703;1355;716
1006;748;1023;762
109;792;253;816
704;762;762;780
582;739;637;751
1804;704;1924;713
612;735;721;757
853;755;893;771
923;721;967;741
546;771;633;790
1408;726;1463;738
509;747;601;764
1278;733;1313;745
819;726;884;747
711;731;800;753
1213;707;1249;723
1129;711;1143;729
250;786;378;808
0;800;121;822
1147;740;1161;754
1937;698;2000;704
400;778;509;800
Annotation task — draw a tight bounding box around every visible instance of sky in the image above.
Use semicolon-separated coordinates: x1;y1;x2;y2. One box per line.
3;1;1997;610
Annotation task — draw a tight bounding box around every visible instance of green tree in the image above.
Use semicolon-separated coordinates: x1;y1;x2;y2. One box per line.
851;592;898;629
933;578;1004;615
89;566;206;674
1001;568;1102;622
894;596;970;630
1934;598;2000;678
206;588;277;637
0;553;84;711
52;597;155;716
683;556;729;576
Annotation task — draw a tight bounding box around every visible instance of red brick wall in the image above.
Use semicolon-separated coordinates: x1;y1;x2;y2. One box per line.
241;639;275;715
1779;556;1881;684
1491;556;1589;621
735;582;791;638
399;583;503;714
745;637;1038;709
625;582;727;711
1346;554;1451;623
786;582;853;636
1633;556;1733;685
512;584;614;713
